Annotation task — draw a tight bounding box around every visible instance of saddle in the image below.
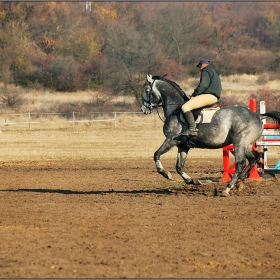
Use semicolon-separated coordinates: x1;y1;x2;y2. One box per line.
180;101;220;124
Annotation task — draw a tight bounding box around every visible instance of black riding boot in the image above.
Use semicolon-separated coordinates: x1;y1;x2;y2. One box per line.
180;111;198;136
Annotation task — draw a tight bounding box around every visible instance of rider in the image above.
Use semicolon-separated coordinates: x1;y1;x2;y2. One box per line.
180;59;222;136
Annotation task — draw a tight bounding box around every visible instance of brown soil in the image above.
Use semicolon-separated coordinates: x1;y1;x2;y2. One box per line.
0;157;279;278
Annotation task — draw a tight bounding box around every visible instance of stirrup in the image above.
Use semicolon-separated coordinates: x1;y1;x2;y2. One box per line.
179;131;189;136
179;129;198;137
187;129;198;136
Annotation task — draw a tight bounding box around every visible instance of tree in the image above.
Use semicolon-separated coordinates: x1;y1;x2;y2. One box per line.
146;3;212;70
99;20;162;100
0;2;38;84
0;1;280;93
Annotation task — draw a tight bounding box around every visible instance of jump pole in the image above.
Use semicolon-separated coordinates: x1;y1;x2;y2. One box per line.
247;99;263;180
256;100;280;174
220;144;235;182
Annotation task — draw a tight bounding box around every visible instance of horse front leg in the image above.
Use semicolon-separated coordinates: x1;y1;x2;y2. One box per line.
176;147;202;185
154;138;176;180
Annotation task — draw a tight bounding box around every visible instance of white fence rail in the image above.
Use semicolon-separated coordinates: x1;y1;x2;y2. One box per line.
0;111;159;130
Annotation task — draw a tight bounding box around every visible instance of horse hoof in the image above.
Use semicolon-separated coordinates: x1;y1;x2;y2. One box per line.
236;181;245;191
184;178;192;184
192;178;203;185
164;171;173;180
221;190;230;197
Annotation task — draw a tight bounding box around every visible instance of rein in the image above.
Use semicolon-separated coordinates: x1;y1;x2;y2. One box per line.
157;102;185;123
147;75;189;123
156;106;165;123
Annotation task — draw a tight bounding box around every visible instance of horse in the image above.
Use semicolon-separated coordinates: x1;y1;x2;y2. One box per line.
141;74;280;196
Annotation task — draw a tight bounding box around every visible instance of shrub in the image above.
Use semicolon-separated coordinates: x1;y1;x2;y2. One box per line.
220;94;248;109
0;85;25;109
249;88;280;111
23;54;96;92
221;88;280;111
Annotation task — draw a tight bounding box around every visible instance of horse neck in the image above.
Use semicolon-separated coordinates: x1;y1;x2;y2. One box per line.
156;80;186;118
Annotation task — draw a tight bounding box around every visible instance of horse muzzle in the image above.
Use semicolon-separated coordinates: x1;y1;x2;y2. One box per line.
141;104;152;114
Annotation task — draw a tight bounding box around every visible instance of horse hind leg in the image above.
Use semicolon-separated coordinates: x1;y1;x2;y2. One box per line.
237;119;263;183
222;145;247;197
239;146;261;181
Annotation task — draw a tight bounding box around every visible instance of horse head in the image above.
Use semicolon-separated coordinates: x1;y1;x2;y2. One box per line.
141;74;162;114
141;74;189;117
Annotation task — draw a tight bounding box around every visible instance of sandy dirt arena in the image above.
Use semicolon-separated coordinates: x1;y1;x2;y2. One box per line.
0;155;279;278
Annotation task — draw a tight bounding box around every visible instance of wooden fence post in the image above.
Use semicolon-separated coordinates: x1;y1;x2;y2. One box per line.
72;111;75;129
28;112;31;130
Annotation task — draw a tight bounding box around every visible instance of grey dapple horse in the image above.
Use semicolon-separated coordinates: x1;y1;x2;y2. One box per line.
141;74;280;196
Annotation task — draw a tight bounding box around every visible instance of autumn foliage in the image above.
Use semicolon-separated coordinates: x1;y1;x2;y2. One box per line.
0;2;280;98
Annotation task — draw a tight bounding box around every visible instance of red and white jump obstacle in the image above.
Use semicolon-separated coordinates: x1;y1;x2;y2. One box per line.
221;99;280;182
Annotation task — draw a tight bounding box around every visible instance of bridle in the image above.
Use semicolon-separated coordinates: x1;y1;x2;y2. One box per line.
143;80;162;111
143;79;185;123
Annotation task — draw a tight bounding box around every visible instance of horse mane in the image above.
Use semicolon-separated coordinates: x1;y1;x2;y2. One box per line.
152;75;189;101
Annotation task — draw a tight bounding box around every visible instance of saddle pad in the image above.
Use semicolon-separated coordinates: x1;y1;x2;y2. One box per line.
180;107;220;124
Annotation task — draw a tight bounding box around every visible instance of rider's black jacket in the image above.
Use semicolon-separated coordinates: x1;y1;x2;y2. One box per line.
192;64;222;99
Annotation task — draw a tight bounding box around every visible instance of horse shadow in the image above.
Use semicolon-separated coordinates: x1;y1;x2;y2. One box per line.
0;187;175;195
0;185;215;196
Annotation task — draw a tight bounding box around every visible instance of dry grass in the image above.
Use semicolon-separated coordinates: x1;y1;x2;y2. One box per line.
20;89;135;112
1;73;279;114
0;113;279;164
0;74;279;163
0;114;170;162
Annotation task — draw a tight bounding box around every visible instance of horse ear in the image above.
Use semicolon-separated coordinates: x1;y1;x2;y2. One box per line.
147;74;153;84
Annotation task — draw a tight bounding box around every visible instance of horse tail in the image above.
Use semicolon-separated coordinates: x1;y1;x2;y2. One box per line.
261;111;280;125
